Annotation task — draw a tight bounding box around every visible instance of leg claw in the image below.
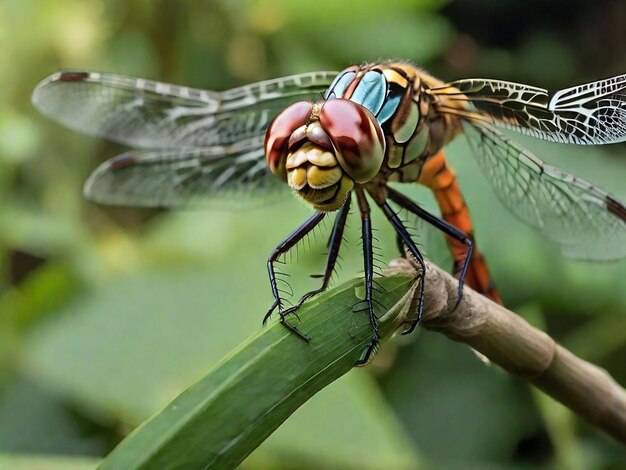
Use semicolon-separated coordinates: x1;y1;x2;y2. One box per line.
264;289;324;343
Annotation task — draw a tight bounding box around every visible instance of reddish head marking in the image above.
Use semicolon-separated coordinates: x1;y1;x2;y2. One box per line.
264;101;312;180
319;99;385;183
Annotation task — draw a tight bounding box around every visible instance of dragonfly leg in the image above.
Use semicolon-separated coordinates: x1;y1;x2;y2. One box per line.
418;151;502;304
282;197;351;317
386;185;473;312
264;211;326;341
354;189;381;366
395;232;406;257
376;198;427;336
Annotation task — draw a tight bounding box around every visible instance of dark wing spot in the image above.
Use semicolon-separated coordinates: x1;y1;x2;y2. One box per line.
109;154;137;171
58;71;91;82
607;195;626;221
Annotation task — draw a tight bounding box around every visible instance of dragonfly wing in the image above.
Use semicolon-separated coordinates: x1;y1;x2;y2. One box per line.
32;70;338;148
462;121;626;260
433;74;626;145
84;136;285;208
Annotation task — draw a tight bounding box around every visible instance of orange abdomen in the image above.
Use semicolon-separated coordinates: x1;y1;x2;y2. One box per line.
418;151;503;304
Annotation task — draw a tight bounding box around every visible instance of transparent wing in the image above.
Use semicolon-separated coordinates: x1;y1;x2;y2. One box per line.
32;70;338;149
432;74;626;145
462;121;626;260
84;136;285;208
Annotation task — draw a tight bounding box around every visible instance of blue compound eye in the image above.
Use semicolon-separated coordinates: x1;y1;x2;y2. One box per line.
350;71;387;116
324;71;356;100
377;82;404;124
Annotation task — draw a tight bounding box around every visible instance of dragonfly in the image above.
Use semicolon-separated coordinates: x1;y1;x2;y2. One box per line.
32;62;626;364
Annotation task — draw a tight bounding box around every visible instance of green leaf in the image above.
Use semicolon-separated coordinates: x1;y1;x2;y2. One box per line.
246;371;420;469
98;273;417;469
22;259;421;468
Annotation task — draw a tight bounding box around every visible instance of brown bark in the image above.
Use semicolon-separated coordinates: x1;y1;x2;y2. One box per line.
386;258;626;445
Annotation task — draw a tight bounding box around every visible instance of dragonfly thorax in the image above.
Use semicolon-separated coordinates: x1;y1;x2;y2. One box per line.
265;99;385;211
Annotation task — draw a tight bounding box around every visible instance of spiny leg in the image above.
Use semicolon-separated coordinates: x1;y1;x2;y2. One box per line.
264;211;326;341
387;185;473;312
283;197;351;315
376;198;427;336
354;189;380;366
395;232;406;257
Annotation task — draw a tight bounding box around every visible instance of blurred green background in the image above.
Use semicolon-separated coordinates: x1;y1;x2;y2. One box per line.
1;0;625;468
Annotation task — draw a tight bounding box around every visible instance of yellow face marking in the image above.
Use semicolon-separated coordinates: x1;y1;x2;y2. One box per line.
286;142;337;170
306;186;338;204
311;176;354;212
306;165;343;189
283;139;357;212
288;167;307;190
285;148;309;169
306;148;337;167
382;69;408;88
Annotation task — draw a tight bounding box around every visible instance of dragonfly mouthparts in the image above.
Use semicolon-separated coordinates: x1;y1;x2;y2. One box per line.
285;141;354;210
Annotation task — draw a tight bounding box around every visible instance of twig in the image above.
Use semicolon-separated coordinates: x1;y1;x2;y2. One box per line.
387;257;626;445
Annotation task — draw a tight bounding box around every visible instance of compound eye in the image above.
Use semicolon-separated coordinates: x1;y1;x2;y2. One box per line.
324;66;358;99
319;99;385;183
265;101;313;180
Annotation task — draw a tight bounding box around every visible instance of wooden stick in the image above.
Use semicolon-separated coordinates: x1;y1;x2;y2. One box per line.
386;258;626;445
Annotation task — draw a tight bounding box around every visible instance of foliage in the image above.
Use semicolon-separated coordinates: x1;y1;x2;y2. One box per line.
1;0;625;468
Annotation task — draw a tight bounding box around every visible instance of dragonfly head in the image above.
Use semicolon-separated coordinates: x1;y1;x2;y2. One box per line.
265;99;385;211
